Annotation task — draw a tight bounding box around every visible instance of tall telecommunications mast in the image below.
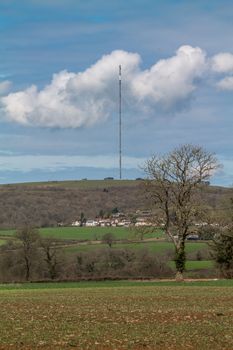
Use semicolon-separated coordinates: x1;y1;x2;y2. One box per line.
119;65;122;179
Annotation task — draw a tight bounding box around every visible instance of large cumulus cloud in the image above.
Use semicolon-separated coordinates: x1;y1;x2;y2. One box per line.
0;45;209;128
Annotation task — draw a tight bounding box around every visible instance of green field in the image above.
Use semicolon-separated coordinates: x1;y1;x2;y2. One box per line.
39;226;164;241
0;279;233;290
0;226;164;241
0;229;15;238
64;240;208;254
0;281;232;349
169;260;214;270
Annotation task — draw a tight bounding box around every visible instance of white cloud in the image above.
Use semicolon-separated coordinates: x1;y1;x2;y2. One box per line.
131;45;206;108
211;53;233;73
1;45;207;128
0;81;11;95
211;52;233;91
0;154;146;172
217;76;233;90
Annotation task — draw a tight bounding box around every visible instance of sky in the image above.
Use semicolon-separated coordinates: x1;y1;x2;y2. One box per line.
0;0;233;185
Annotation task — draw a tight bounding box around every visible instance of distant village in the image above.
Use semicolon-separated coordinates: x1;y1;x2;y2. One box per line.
58;208;219;241
69;209;156;228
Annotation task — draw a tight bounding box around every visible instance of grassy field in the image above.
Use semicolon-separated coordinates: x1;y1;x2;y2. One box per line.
64;240;208;254
169;260;214;270
0;226;164;241
39;226;164;241
0;279;233;290
0;280;232;349
0;229;15;238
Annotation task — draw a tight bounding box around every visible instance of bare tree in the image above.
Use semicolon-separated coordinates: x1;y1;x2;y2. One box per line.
144;144;219;280
40;238;60;280
102;233;116;248
16;227;40;281
131;224;154;241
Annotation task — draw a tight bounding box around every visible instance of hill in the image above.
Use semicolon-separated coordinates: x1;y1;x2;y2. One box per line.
0;180;145;228
0;180;231;228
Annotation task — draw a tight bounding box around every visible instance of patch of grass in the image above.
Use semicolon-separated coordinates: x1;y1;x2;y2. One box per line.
0;227;164;241
64;240;208;254
0;229;15;238
0;279;233;290
185;260;214;270
0;282;232;349
39;226;163;241
169;260;214;270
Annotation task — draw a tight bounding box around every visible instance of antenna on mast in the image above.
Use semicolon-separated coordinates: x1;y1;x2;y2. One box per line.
119;65;122;180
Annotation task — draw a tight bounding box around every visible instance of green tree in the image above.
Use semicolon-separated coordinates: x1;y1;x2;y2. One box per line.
210;230;233;278
98;209;105;219
112;207;119;214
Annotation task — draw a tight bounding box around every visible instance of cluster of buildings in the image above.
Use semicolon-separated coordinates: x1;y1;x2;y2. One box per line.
71;210;156;228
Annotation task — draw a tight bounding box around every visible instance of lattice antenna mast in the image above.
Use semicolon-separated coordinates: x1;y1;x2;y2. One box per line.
119;65;122;179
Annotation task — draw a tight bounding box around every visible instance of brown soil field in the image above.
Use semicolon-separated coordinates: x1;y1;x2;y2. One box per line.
0;282;232;349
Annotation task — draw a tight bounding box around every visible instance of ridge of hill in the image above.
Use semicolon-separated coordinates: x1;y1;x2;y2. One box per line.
1;179;140;189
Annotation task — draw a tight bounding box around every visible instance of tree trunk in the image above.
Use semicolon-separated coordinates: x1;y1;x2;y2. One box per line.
175;271;184;282
174;241;186;281
25;256;30;281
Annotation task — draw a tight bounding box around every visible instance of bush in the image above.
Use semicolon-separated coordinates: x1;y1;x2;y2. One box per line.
198;225;219;240
210;230;233;279
0;233;173;281
102;233;116;248
72;248;173;279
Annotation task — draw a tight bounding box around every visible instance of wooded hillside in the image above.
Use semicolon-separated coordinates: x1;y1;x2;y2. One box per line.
0;180;231;228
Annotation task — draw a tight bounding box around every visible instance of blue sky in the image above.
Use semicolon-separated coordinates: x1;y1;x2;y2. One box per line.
0;0;233;185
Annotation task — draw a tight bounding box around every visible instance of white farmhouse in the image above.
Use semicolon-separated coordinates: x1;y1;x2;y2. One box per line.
85;220;99;227
71;221;81;227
